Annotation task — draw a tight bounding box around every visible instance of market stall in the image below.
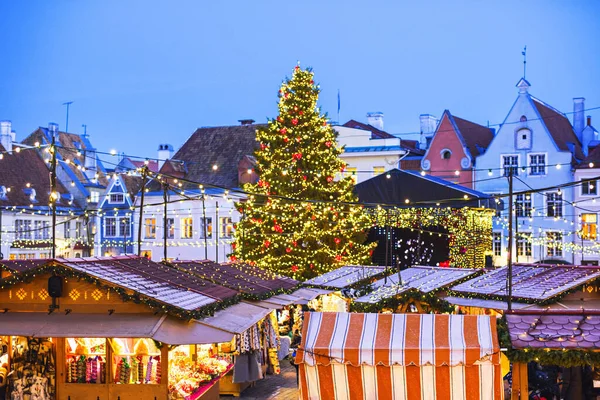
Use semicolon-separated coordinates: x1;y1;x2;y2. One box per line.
352;265;479;313
296;312;503;400
504;310;600;400
0;256;247;400
447;263;600;314
197;302;282;397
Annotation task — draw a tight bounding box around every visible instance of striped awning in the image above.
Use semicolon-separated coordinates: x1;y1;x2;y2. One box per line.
296;313;502;400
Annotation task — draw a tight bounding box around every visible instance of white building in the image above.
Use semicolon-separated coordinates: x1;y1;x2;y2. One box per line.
573;112;600;265
335;112;426;183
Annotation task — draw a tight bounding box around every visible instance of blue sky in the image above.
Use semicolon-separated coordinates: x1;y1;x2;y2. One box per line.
1;0;599;161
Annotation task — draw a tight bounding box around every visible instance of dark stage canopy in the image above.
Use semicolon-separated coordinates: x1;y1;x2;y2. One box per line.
354;169;503;210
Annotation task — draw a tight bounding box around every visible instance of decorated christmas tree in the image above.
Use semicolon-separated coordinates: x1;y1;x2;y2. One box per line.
232;65;375;280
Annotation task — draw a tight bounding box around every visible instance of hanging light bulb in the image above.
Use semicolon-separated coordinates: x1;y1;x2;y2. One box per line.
488;169;493;176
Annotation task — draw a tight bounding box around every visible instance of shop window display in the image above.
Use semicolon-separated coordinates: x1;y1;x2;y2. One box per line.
168;344;231;399
0;336;56;400
65;338;107;384
110;338;161;384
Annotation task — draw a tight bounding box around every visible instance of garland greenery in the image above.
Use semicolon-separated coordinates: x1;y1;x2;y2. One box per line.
497;316;600;367
350;289;454;314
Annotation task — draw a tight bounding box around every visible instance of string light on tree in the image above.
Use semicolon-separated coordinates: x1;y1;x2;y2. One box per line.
231;65;375;280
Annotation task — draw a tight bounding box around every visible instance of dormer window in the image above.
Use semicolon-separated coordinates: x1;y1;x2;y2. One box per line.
441;149;452;160
23;188;37;202
516;128;532;150
109;193;125;204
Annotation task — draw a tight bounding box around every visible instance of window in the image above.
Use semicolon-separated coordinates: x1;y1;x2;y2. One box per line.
90;191;100;203
220;217;233;238
373;166;385;176
517;233;532;257
546;232;562;257
502;155;519;176
181;217;193;239
346;167;358;184
529;154;546;175
546;193;563;218
105;217;117;237
200;217;213;239
145;218;156;239
119;217;130;237
582;180;597;196
515;194;532;217
166;218;174;239
441;149;451;159
109;193;125;204
64;221;70;239
15;220;32;240
581;213;597;240
75;222;83;239
492;232;502;256
34;221;43;240
42;221;50;239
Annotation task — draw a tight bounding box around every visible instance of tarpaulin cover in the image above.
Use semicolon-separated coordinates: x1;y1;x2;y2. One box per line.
296;312;502;400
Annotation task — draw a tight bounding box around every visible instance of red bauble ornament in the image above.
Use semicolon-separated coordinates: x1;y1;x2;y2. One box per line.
292;241;298;247
311;215;316;220
303;175;307;180
284;92;289;98
264;240;271;248
295;137;301;142
325;141;332;147
295;65;300;70
322;121;327;126
260;143;267;150
310;80;314;84
286;247;292;253
283;137;289;143
334;238;341;245
299;111;304;115
310;264;314;269
292;118;298;125
291;265;299;272
277;116;282;122
327;176;334;183
229;255;237;261
280;128;287;135
335;255;342;262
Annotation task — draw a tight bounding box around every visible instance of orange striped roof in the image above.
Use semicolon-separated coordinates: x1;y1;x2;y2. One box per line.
296;312;500;367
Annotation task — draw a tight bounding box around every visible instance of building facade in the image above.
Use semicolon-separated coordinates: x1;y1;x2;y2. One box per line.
421;110;494;189
474;79;584;266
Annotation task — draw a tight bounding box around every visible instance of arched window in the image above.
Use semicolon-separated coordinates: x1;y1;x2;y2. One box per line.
520;115;527;122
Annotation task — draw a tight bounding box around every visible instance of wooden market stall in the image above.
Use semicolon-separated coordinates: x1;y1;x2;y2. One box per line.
296;312;503;400
504;310;600;400
351;265;480;313
0;256;288;400
445;263;600;314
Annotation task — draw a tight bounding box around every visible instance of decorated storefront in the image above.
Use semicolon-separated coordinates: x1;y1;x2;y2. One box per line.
0;256;288;400
296;312;503;400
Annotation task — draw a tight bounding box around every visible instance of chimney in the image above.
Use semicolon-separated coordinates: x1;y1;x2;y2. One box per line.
157;144;173;170
238;119;255;126
418;114;439;149
0;120;12;153
366;112;384;130
573;97;585;141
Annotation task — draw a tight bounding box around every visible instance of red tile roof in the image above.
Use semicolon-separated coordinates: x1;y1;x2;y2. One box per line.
507;311;600;349
0;144;73;208
532;98;585;161
130;159;159;173
452;115;495;158
342;120;395;139
172;260;298;297
451;264;600;301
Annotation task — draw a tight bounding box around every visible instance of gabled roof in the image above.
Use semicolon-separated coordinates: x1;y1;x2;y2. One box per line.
576;135;600;169
171;260;298;298
451;114;495;158
169;124;265;189
303;265;387;289
342;120;395;139
119;174;144;199
451;263;600;302
353;168;502;209
22;128;109;188
0;143;74;208
342;120;425;155
355;266;480;304
531;97;585;160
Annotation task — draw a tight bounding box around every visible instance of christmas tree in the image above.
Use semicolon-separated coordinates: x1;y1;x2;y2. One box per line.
232;65;375;280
